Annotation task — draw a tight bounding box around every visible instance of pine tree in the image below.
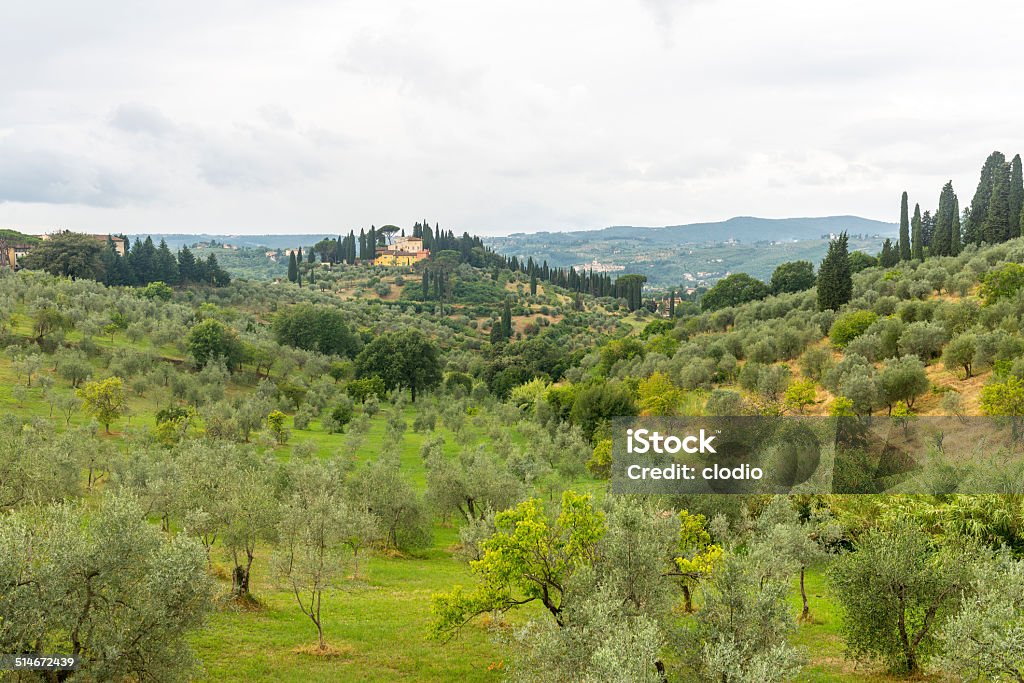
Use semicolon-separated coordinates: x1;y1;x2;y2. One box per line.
899;192;911;260
817;232;852;311
287;252;298;283
1010;154;1023;238
177;246;198;284
911;203;923;260
155;239;179;284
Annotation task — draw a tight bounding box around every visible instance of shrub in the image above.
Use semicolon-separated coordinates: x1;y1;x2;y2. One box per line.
829;310;878;348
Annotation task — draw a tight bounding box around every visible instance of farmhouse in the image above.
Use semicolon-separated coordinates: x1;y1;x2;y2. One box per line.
373;236;430;267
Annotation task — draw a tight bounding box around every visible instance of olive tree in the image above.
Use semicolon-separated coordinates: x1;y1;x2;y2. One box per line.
829;521;976;674
274;468;351;651
0;493;212;682
939;554;1024;682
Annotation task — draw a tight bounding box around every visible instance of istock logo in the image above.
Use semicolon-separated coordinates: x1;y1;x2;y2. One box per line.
626;428;717;454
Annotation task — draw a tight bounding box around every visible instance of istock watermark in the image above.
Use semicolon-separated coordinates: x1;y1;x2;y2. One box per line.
610;415;1024;495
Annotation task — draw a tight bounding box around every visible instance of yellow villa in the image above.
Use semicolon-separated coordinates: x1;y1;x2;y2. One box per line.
373;236;430;266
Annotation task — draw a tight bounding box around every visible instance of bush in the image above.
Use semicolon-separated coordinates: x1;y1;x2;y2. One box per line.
829;310;878;348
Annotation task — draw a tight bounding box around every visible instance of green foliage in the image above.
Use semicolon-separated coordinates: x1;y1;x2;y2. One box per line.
829;521;975;674
817;232;852;311
430;491;605;637
939;554;1024;682
273;305;360;357
828;310;878;348
77;376;128;433
0;493;213;681
328;399;354;433
20;231;106;280
686;552;804;683
979;262;1024;305
981;375;1024;417
597;337;645;375
701;273;771;312
347;375;387;403
142;280;174;301
637;371;683;416
784;378;816;413
587;439;613;479
769;260;815;295
569;381;638;441
187;319;243;369
942;333;976;378
354;329;442;402
847;250;877;273
267;410;289;444
877;355;930;412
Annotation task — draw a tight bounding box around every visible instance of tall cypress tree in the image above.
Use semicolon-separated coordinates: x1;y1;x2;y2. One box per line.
911;203;923;260
983;161;1012;243
899;192;911;260
934;182;957;257
817;232;852;311
1010;154;1024;238
529;271;537;296
287;251;298;283
951;199;962;255
966;151;1006;244
669;290;676;318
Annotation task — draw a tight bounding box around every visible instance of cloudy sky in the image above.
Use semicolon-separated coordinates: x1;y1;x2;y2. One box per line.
1;0;1022;236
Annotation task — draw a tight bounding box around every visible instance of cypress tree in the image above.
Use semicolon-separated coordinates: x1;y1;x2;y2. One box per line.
899;192;911;260
934;182;957;257
966;151;1006;244
983;161;1012;243
817;232;852;311
911;203;923;260
951;199;961;255
422;270;429;298
669;290;676;318
287;252;298;283
529;271;537;296
1010;154;1024;238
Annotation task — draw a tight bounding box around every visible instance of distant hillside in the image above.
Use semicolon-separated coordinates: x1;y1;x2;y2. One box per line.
493;215;895;247
486;216;897;287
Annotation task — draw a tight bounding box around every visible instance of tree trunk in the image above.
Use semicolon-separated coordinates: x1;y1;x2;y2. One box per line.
232;565;250;597
315;589;325;650
682;585;693;613
799;566;810;622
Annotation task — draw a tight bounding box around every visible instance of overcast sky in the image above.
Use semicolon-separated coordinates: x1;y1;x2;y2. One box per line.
1;0;1023;236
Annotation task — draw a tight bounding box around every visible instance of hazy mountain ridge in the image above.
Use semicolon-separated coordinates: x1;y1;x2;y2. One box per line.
496;215;897;245
485;216;898;287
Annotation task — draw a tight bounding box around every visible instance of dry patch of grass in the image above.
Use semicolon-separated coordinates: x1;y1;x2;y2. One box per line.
292;642;356;659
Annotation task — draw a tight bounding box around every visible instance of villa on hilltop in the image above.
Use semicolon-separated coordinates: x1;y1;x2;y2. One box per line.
374;236;430;267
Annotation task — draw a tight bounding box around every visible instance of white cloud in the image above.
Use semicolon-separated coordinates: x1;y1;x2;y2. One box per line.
1;0;1024;234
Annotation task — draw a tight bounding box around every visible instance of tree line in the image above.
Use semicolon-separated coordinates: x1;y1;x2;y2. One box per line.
21;231;231;288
